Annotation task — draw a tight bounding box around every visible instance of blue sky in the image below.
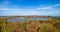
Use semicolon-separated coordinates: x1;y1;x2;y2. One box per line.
0;0;60;16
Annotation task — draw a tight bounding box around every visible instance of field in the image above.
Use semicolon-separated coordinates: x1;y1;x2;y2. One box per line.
0;16;60;32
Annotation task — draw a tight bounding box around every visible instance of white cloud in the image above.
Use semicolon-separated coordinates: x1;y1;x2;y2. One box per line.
0;8;21;11
0;4;60;16
36;4;60;10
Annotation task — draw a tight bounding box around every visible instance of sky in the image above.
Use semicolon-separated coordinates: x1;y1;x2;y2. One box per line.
0;0;60;16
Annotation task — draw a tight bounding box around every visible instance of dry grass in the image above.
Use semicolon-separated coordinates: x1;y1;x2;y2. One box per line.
0;17;60;32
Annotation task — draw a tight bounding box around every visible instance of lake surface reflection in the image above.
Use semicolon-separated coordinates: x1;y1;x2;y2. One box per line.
8;18;48;22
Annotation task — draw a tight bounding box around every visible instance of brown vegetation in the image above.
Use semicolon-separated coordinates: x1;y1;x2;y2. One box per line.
0;17;60;32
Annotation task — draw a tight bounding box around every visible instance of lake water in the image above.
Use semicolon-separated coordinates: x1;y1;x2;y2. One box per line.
7;18;48;22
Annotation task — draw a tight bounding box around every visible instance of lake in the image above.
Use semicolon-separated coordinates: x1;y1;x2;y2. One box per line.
7;18;48;22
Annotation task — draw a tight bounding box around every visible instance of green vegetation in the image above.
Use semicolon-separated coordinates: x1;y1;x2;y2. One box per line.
0;17;60;32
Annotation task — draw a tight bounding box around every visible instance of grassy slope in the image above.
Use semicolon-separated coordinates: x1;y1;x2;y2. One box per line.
0;17;60;32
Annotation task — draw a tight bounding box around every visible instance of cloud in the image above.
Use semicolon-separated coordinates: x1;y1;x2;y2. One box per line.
0;8;21;11
36;4;60;10
0;4;60;16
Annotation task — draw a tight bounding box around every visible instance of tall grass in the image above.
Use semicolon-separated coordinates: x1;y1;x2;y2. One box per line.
0;17;60;32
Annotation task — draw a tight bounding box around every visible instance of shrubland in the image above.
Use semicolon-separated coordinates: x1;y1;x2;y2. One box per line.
0;17;60;32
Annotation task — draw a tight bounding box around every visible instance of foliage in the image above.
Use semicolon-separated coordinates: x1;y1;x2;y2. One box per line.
0;17;60;32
